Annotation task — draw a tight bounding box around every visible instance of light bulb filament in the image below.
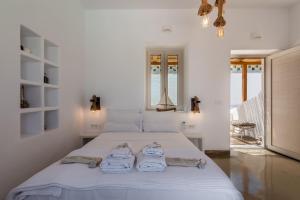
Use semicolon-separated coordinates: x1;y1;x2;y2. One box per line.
217;26;224;38
202;15;210;28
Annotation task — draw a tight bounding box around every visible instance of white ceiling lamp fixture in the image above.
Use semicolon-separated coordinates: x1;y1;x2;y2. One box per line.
162;25;173;33
250;32;263;40
198;0;226;38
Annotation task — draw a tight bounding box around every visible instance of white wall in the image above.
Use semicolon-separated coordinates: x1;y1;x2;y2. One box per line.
289;2;300;46
83;9;289;150
0;0;84;198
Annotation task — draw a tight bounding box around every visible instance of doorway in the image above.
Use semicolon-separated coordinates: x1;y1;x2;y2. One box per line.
229;57;264;148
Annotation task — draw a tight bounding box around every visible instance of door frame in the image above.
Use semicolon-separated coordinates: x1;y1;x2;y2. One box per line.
229;56;266;147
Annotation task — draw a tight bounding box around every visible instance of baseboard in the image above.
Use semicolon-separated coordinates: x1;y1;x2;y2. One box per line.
205;150;230;158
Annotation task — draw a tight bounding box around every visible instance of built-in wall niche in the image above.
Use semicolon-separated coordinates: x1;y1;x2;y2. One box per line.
21;84;42;108
21;54;42;83
44;40;59;64
20;25;42;58
44;63;59;85
44;110;59;131
21;112;42;137
44;87;58;107
19;25;60;138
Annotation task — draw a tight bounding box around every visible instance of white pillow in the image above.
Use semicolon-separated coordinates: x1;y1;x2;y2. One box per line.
143;122;179;133
102;122;140;133
105;109;143;131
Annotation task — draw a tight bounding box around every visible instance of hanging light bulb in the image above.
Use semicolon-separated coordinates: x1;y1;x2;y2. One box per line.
217;26;224;38
213;0;226;38
198;0;212;28
202;15;210;28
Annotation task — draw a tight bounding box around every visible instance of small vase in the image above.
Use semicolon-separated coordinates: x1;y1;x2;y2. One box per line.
24;48;31;54
44;73;49;84
20;85;29;108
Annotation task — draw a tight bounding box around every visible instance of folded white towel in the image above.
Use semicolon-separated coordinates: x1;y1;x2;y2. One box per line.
100;143;135;173
142;142;164;156
100;154;135;173
110;143;133;158
136;152;166;172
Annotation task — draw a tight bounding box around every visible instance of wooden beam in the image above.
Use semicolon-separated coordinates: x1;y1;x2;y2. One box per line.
242;64;247;102
230;61;262;65
230;58;262;66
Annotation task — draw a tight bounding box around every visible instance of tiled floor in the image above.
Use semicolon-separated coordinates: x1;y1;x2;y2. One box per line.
231;136;248;145
212;148;300;200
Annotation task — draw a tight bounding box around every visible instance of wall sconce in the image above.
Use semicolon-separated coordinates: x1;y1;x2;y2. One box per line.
90;95;101;112
191;96;201;113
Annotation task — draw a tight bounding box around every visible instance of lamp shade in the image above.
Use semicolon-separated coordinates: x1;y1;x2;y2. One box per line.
90;95;101;111
191;96;201;113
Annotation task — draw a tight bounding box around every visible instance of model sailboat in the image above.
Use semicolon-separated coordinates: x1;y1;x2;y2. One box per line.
156;88;176;112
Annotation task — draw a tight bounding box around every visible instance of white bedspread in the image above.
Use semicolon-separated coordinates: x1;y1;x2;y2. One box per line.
7;132;243;200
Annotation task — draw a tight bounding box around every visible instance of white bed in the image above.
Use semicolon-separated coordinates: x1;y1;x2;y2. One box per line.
7;132;243;200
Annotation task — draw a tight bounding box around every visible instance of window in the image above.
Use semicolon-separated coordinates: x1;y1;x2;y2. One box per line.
146;48;184;110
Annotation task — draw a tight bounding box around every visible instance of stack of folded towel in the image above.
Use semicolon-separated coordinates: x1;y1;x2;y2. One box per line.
100;143;135;173
137;142;166;172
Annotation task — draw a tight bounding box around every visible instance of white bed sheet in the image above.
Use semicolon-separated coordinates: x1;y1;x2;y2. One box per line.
7;132;243;200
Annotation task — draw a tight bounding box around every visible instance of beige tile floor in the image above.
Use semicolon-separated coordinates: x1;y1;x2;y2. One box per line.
212;148;300;200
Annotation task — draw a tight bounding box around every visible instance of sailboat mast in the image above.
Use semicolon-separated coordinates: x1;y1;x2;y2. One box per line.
164;88;167;109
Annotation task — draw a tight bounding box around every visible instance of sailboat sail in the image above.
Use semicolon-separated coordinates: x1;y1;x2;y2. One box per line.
156;89;176;112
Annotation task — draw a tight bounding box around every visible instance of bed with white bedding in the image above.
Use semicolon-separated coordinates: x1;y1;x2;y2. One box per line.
7;132;243;200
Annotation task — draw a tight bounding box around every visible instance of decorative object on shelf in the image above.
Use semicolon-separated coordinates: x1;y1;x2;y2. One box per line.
90;95;101;112
156;88;176;112
191;96;201;113
44;73;49;84
198;0;226;38
20;85;29;108
24;47;32;54
20;45;24;51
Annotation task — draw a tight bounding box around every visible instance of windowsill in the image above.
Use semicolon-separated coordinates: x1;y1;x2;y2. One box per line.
145;108;185;113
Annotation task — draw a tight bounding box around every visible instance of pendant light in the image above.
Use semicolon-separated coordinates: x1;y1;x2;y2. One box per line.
198;0;213;28
198;0;226;38
214;0;226;38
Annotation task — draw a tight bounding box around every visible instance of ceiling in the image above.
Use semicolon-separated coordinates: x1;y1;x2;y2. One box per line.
81;0;300;9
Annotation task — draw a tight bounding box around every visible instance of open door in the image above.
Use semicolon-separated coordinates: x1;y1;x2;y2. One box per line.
265;46;300;160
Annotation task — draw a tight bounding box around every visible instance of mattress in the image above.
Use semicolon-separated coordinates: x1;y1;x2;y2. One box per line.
7;132;243;200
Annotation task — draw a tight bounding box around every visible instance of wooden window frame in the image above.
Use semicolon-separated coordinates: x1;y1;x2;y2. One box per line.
146;48;184;111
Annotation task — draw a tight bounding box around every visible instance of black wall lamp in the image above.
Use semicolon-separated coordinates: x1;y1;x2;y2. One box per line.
90;95;101;112
191;96;201;113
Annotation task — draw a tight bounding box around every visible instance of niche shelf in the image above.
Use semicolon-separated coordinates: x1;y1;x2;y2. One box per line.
21;112;42;138
20;25;42;58
20;108;42;114
44;63;59;85
20;51;41;62
44;110;59;131
20;84;42;108
44;40;59;64
21;54;42;83
44;87;59;107
19;25;60;138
